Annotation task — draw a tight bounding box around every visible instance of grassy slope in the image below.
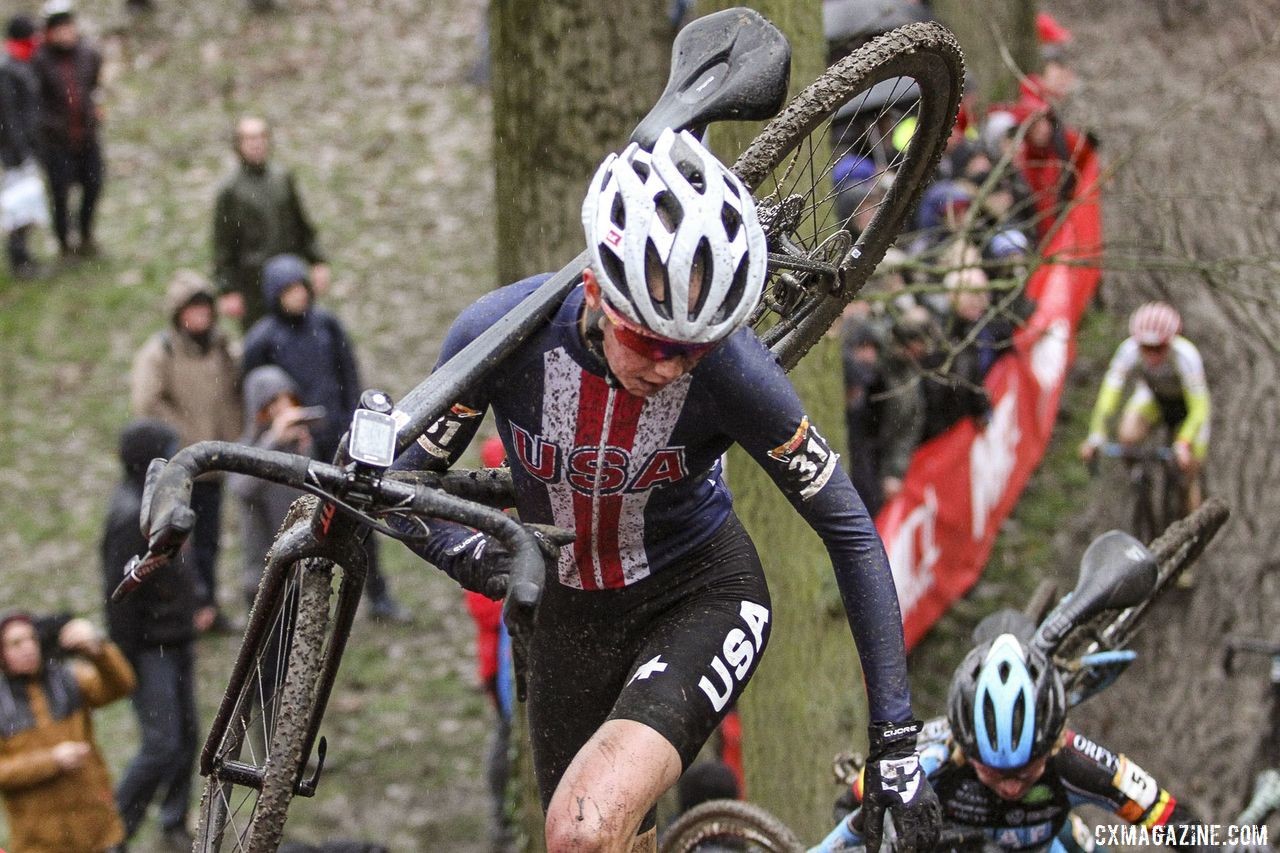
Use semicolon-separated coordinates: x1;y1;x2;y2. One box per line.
0;0;498;848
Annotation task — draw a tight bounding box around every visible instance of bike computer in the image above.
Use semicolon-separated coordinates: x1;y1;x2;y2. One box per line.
348;408;398;468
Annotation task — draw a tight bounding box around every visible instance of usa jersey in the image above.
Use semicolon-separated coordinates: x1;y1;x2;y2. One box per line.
397;275;911;722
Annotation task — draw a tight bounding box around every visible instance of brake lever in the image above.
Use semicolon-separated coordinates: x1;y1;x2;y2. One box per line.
111;504;197;602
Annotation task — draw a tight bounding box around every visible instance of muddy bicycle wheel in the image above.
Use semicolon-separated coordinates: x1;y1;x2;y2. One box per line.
733;22;964;371
659;798;804;853
194;553;337;852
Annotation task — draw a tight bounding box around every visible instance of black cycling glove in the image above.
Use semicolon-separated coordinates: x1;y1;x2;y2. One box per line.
855;719;941;853
441;524;571;601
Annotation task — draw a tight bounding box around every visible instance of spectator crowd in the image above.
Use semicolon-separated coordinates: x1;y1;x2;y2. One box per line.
831;5;1096;517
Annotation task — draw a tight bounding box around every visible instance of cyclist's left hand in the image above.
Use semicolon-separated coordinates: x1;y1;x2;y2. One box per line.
445;525;571;601
857;721;941;853
1173;440;1193;471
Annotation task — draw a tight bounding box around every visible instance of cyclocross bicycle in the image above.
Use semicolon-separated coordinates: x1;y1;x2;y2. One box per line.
112;9;966;850
1092;441;1184;546
658;499;1231;853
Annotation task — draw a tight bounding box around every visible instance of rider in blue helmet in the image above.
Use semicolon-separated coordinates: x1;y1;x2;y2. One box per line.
811;620;1213;853
948;633;1067;784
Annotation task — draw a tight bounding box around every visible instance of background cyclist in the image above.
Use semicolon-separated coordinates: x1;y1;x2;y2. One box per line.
813;614;1207;853
394;130;940;853
1078;301;1211;513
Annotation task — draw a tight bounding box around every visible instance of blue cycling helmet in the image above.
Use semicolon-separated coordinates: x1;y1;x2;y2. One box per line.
947;633;1066;769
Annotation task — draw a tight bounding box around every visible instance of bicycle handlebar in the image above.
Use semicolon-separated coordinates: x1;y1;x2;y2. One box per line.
111;442;564;638
1097;442;1176;462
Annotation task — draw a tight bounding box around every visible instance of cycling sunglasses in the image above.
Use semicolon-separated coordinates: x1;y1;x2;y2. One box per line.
600;301;719;362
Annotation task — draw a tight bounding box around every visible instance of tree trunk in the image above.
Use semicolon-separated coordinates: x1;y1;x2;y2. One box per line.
488;4;671;850
490;0;671;286
700;2;861;842
932;0;1038;108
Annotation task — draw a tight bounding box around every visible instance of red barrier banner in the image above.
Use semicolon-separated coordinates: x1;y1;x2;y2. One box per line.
877;158;1103;649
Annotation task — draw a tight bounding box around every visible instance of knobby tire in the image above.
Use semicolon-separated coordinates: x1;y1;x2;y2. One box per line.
734;22;965;370
659;798;805;853
194;546;336;852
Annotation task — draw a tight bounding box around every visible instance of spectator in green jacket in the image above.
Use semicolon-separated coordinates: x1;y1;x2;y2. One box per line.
212;115;328;330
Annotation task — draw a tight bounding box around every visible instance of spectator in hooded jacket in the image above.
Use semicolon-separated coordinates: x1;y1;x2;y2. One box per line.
130;269;242;631
31;1;104;259
0;610;134;853
213;116;328;329
241;255;407;621
242;254;358;463
101;419;205;850
0;14;43;278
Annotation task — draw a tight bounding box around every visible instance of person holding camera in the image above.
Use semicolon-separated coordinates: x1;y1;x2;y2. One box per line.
229;365;319;604
0;610;135;852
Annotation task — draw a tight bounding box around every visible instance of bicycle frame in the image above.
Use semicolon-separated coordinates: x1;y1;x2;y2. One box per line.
1096;442;1181;543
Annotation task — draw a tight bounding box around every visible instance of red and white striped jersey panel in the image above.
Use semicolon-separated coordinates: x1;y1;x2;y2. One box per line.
540;348;692;590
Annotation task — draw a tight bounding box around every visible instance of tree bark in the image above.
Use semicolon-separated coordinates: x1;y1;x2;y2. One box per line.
700;1;862;841
490;0;671;286
932;0;1038;108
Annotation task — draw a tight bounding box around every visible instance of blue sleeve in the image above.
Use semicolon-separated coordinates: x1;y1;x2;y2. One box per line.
706;331;912;724
392;276;552;572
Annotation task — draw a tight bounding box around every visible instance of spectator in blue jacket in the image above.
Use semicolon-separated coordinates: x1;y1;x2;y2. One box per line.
240;254;407;622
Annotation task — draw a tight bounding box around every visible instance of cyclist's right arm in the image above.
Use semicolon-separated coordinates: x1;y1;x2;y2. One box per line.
1084;339;1139;450
1237;769;1280;826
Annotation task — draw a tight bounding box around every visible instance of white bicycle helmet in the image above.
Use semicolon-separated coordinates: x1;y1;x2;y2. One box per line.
582;128;767;344
1129;301;1181;346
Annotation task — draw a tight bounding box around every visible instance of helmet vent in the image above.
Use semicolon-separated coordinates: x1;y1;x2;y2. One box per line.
981;694;998;743
722;203;742;241
655;191;682;233
644;240;672;319
610;195;626;229
689;240;711;319
717;256;750;324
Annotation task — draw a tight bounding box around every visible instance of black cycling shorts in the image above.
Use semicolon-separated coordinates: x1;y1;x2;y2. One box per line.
526;512;771;816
